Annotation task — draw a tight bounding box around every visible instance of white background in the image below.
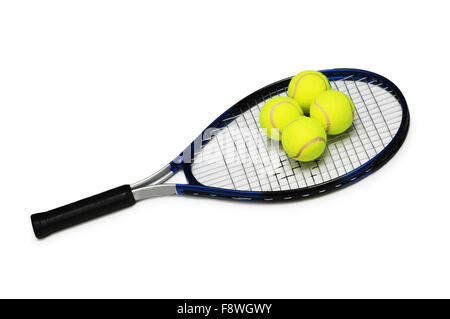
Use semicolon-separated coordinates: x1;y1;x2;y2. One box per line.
0;0;449;298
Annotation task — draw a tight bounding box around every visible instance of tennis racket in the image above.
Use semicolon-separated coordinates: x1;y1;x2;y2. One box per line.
31;68;410;238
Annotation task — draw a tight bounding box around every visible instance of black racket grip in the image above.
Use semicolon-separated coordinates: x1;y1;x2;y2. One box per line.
31;185;136;238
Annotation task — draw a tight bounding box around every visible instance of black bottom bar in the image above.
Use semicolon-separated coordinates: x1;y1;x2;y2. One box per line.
1;299;449;317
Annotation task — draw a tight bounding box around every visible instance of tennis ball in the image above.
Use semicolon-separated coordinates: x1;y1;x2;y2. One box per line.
259;96;303;140
310;90;355;135
288;70;331;114
282;117;327;162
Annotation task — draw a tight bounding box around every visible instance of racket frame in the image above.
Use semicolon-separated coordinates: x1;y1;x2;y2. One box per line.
134;68;409;201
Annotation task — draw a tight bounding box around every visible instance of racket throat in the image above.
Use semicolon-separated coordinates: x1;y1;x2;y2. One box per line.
132;184;178;201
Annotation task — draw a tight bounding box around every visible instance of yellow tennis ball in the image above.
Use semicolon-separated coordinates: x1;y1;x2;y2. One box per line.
310;90;355;135
287;70;331;114
282;117;327;162
259;96;303;140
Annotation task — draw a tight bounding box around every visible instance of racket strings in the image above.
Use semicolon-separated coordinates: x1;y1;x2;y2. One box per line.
194;112;396;190
193;107;398;176
194;98;400;166
194;99;398;189
191;75;403;191
194;106;400;165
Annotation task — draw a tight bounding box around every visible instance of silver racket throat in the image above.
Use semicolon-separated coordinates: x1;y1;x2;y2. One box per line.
131;164;177;200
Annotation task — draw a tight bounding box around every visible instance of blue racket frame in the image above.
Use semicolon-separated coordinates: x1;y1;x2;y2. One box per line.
171;68;410;200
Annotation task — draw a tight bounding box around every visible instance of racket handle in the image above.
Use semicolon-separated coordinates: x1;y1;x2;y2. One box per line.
30;185;136;239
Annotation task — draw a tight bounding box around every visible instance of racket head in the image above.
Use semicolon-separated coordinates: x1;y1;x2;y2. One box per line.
171;68;409;200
